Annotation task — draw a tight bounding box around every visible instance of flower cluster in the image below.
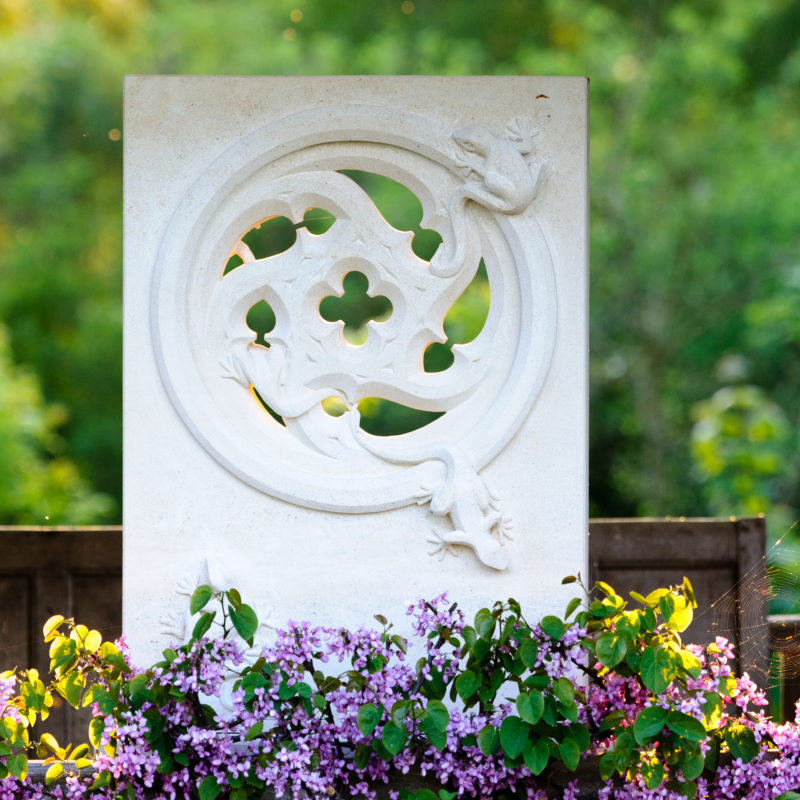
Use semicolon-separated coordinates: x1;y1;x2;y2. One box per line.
1;581;799;800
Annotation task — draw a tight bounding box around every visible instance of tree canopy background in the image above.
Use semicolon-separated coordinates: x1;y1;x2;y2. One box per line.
1;0;798;599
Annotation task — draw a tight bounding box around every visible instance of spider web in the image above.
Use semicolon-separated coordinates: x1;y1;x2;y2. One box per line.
693;520;800;699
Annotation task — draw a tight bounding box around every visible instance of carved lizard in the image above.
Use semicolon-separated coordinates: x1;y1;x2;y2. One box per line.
430;120;547;278
349;410;510;570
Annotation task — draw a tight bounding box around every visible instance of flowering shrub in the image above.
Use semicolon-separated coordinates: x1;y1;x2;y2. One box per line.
1;578;800;800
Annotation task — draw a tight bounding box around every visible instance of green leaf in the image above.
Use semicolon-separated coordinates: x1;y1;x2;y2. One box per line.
382;721;405;755
97;691;117;714
666;711;706;742
45;762;63;784
390;700;410;726
681;749;705;780
516;690;544;725
90;771;112;790
599;709;626;732
455;670;480;700
226;588;242;610
100;641;129;671
523;738;550;775
71;743;89;761
245;721;263;741
641;756;665;789
564;597;582;619
190;585;213;615
616;611;642;639
191;611;216;640
425;699;449;731
645;588;670;607
461;627;477;648
421;717;447;750
558;697;579;723
596;631;628;668
540;616;565;640
294;681;311;699
83;629;102;654
642;607;658;631
553;677;574;704
724;724;758;763
354;743;370;769
89;717;105;749
60;672;83;708
519;638;539;669
596;581;615;596
683;577;697;607
6;754;27;781
477;725;500;756
357;703;381;736
198;775;222;800
127;673;149;696
558;737;580;770
639;646;676;693
229;604;258;642
569;723;591;752
277;681;295;700
661;595;693;632
499;716;530;759
629;590;648;605
81;683;104;708
561;575;577;584
598;751;616;780
658;593;675;623
678;649;702;679
633;706;667;743
704;692;723;727
471;638;491;664
42;616;64;641
474;608;494;638
718;675;737;698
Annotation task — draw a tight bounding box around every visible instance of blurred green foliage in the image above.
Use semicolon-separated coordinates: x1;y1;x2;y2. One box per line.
0;324;114;524
0;0;798;567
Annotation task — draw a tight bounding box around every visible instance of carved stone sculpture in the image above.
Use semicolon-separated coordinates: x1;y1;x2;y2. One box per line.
151;106;557;571
123;77;588;664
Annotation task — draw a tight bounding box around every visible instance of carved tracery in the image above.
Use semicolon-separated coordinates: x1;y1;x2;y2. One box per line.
151;106;557;571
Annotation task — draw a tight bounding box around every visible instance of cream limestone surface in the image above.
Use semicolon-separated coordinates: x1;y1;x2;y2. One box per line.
123;76;588;663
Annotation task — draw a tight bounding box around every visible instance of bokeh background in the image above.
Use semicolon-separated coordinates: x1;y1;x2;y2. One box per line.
1;0;798;605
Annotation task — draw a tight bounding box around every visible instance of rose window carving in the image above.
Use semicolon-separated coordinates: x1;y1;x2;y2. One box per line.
151;106;557;571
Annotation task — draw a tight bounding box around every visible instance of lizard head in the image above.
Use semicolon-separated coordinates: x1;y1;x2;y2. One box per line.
452;126;493;157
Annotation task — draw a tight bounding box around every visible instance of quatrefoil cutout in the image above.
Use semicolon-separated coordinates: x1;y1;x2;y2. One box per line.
319;270;393;346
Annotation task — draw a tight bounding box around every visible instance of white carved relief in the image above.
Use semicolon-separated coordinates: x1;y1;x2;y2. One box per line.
159;558;273;643
160;559;273;713
431;118;550;279
151;105;557;571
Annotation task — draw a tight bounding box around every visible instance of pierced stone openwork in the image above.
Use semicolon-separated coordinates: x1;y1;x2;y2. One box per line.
151;105;557;571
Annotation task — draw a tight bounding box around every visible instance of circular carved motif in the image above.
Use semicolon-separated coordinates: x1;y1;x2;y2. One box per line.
151;105;557;529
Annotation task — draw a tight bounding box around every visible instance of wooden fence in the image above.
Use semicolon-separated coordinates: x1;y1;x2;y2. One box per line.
2;517;797;743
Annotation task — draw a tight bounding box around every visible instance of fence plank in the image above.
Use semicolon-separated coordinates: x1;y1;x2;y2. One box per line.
589;517;769;689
